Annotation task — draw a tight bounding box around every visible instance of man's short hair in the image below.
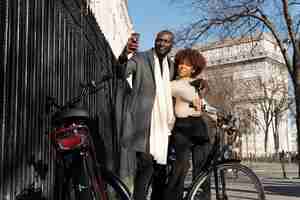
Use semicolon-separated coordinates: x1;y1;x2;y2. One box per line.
157;30;174;42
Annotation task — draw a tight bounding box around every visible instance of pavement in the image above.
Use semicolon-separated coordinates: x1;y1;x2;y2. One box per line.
184;161;300;200
244;161;300;200
262;178;300;200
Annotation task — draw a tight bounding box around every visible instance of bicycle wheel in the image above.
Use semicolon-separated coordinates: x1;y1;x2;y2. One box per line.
188;162;265;200
82;152;102;200
84;152;131;200
53;152;93;200
101;167;132;200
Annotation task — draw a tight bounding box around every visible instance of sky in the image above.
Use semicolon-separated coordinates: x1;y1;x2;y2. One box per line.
127;0;192;51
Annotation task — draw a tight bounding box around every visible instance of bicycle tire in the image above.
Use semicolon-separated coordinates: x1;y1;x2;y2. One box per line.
54;161;66;200
83;152;103;200
188;162;265;200
55;159;83;200
83;150;131;200
101;166;132;200
53;154;93;200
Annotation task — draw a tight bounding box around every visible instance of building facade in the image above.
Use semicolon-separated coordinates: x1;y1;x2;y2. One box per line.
194;33;296;158
89;0;133;56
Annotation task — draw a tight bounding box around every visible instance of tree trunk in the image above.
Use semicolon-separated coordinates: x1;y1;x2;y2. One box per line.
275;127;279;157
272;117;280;157
294;46;300;178
295;87;300;178
246;134;249;160
264;129;269;155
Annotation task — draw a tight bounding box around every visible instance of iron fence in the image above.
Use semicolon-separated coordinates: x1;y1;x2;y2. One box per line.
0;0;119;198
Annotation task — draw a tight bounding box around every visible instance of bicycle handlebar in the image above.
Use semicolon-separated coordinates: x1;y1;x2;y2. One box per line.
202;104;237;127
79;75;111;89
46;75;112;112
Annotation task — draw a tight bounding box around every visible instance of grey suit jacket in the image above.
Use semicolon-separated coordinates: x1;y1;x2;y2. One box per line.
120;48;175;153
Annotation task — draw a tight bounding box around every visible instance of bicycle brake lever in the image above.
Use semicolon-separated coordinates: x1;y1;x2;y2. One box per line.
81;75;112;89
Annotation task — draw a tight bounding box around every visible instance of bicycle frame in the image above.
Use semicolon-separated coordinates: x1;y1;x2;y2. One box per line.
47;78;131;200
50;117;109;199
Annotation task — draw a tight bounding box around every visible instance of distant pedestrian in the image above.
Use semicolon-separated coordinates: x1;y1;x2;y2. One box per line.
279;150;287;179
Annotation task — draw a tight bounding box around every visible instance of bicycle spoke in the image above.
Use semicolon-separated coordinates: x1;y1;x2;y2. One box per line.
189;163;265;200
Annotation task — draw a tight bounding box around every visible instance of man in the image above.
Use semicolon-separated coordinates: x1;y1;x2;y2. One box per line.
117;30;176;200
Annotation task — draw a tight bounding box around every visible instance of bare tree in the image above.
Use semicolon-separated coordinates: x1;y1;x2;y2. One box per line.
172;0;300;177
249;73;291;155
207;75;256;159
239;110;255;160
271;89;292;156
206;75;236;112
252;80;274;155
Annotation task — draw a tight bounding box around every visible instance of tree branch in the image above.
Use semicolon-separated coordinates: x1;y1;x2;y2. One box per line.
247;12;295;84
282;0;297;52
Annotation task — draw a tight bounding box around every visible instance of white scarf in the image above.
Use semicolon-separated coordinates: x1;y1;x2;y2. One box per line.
150;53;175;164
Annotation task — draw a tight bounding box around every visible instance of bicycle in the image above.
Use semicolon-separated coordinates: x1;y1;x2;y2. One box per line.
147;107;265;200
46;77;131;200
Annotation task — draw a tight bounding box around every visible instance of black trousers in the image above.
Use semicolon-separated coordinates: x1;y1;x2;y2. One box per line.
132;152;168;200
132;152;154;200
163;116;211;200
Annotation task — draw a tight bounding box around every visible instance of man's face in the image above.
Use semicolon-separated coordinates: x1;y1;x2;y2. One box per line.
154;33;173;58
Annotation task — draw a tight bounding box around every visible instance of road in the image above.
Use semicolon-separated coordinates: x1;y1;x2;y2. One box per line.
245;161;300;200
185;161;300;200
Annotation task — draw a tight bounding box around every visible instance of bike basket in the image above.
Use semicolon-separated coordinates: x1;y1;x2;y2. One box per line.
51;125;89;151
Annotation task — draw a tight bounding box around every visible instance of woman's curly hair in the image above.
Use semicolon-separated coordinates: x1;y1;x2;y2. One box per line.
174;48;207;78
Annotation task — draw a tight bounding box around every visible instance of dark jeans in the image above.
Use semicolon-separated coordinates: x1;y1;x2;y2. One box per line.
163;117;211;200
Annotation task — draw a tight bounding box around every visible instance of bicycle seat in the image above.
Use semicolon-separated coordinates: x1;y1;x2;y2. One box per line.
52;107;90;124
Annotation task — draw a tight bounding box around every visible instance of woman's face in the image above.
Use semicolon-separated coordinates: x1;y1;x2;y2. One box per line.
178;60;193;78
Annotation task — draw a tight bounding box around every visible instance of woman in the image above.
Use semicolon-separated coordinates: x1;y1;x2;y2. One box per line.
163;48;211;200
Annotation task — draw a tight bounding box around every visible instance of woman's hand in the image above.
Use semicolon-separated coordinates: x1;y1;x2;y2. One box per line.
192;96;203;113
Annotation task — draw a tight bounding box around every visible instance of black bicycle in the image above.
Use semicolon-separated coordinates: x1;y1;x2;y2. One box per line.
147;109;265;200
46;78;131;200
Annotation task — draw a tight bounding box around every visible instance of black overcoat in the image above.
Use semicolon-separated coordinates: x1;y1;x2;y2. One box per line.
118;48;175;153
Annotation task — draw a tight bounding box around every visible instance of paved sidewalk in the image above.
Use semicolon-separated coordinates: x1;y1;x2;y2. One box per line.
244;161;299;179
184;161;300;199
244;162;300;200
262;178;300;200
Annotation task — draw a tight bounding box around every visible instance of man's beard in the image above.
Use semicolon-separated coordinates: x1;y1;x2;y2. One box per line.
155;47;171;58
